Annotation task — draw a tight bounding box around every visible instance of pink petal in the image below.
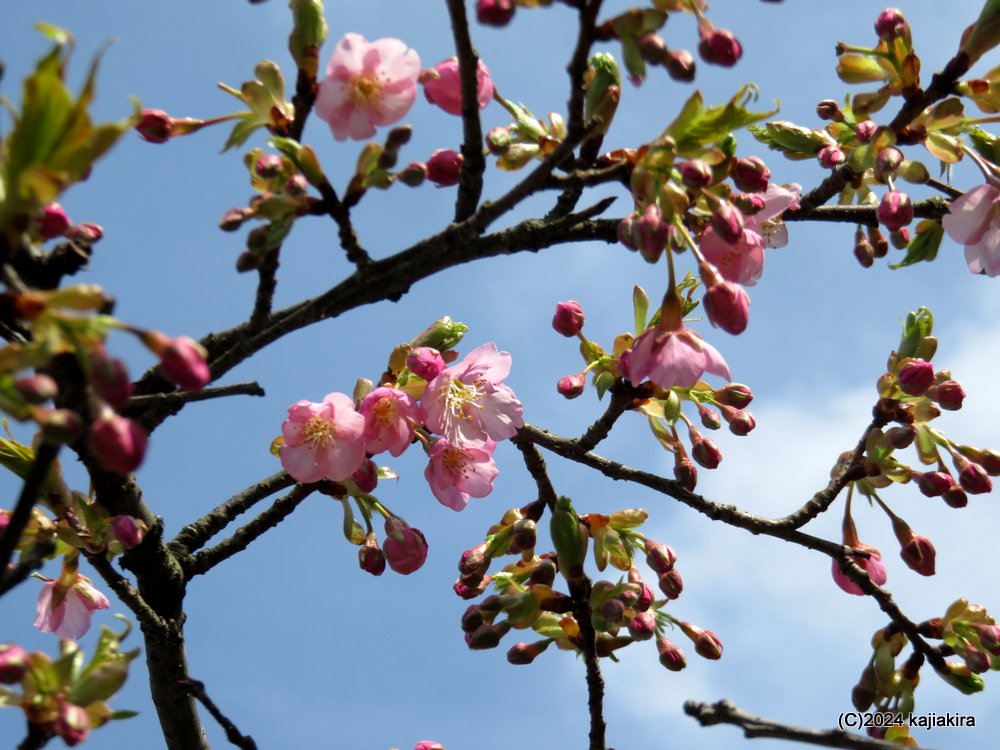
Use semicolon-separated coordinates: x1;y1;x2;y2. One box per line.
328;33;369;76
966;227;1000;276
943;184;998;245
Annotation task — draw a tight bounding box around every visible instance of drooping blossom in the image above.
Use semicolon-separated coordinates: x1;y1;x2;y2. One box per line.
421;343;523;447
359;387;419;457
619;326;731;390
382;517;428;574
832;546;888;595
422;58;494;116
315;34;421;141
699;183;800;285
280;393;366;483
941;183;1000;276
424;439;500;511
34;574;110;639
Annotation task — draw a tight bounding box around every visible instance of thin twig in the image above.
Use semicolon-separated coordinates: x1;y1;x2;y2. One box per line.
187;483;317;577
684;700;927;750
171;471;297;555
445;0;486;221
316;178;371;268
0;441;59;595
85;551;167;630
0;539;54;596
577;381;638;452
250;248;280;329
180;678;258;750
511;437;559;510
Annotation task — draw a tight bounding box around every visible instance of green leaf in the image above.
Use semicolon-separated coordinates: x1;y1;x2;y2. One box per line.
222;113;265;152
667;85;779;156
925;131;963;163
968;126;1000;163
890;221;943;269
897;307;934;359
632;285;649;335
110;709;140;721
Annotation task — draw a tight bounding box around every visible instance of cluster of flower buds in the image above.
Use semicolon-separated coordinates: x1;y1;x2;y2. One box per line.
32;203;104;247
483;88;568;172
0;622;136;747
849;626;918;741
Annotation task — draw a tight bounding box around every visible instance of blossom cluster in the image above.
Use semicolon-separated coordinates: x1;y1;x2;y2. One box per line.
278;338;523;575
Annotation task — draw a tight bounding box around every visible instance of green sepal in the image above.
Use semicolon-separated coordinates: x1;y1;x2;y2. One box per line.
896;307;933;359
890;220;943;269
593;370;615;400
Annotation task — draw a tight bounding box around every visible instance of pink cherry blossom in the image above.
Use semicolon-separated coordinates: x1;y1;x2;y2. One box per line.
280;393;366;483
424;439;500;511
359;386;419;457
315;34;421;142
421;343;523;447
941;183;1000;276
832;546;888;596
700;183;800;285
34;574;110;639
619;327;731;390
422;58;494;116
382;517;428;574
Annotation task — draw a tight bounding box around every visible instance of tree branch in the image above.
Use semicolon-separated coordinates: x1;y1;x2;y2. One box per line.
180;678;259;750
445;0;486;221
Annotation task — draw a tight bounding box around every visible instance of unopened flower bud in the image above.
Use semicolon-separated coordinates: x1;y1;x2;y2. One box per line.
36;203;71;240
351;459;378;494
160;336;211;391
110;515;144;550
678;159;713;189
617;215;638;251
867;226;889;258
657;637;687;671
254;154;283;179
979;449;1000;476
0;644;29;684
900;535;935;576
732;156;770;193
711;202;744;244
397;161;428;187
964;646;991;673
507;639;551;665
552;300;585;337
690;626;723;660
664;49;696;82
877;190;914;232
816;99;844;121
644;540;677;574
955;454;992;495
427;149;464;187
557;373;586;399
875;146;904;181
382;517;428;575
943;484;968;508
39;408;83;444
698;403;722;430
854;237;875;268
633;205;669;263
485;126;512;155
916;470;954;497
731;192;766;215
467;621;510;650
453;575;490;599
477;0;515;26
658;568;683;599
884;425;915;449
703;280;750;335
64;222;104;243
136;109;175;143
855;120;878;143
674;456;698;490
15;374;58;404
852;667;877;711
818;144;846;169
55;700;90;747
896;358;934;396
510;518;537;553
874;8;908;41
719;404;755;435
458;542;491;579
627;611;657;641
89;411;147;475
359;533;386;576
691;432;723;469
974;624;1000;656
890;227;910;249
928;380;965;410
407;347;446;381
637;34;668;65
698;26;742;67
527;558;557;587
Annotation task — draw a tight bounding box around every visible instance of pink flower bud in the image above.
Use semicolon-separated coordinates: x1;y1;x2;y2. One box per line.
658;568;683;599
722;406;756;436
407;347;446;381
711;202;744;244
617;215;638;251
943;484;968;508
816;100;844;121
928;380;965;410
64;222;104;243
89;346;132;410
382;518;428;574
832;547;887;595
15;373;58;404
877;190;914;232
422;58;494;116
817;144;846;169
632;204;669;263
674;456;698;490
627;610;657;641
955;454;992;495
875;146;904;181
0;643;29;684
890;228;910;249
897;358;935;396
55;700;91;747
476;0;515;26
39;408;84;444
552;300;585;337
136;109;174;143
732;156;770;193
964;647;991;674
414;742;446;750
698;26;743;67
691;433;723;469
692;627;724;660
855;120;878;143
506;639;550;665
36;203;71;240
89;411;148;476
664;49;696;82
703;280;750;335
854;238;875;268
717;383;754;409
426;149;465;187
637;34;668;65
916;470;954;497
453;575;490;599
678;159;713;189
975;624;1000;656
900;535;935;576
110;515;144;549
160;336;211;391
254;154;283;179
351;459;378;493
657;637;687;671
458;542;491;579
359;533;386;576
644;540;677;574
980;449;1000;476
884;424;915;449
397;161;428;187
875;8;908;40
557;373;586;399
698;403;722;430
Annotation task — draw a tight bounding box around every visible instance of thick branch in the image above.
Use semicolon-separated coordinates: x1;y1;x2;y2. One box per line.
187;483;317;577
684;700;919;750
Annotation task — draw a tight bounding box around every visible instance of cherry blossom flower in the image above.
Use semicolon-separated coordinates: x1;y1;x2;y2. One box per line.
34;574;110;639
382;517;428;574
424;439;500;511
619;326;731;390
280;393;366;483
315;34;421;141
832;546;888;595
421;343;523;447
699;183;800;285
359;386;419;457
941;183;1000;276
421;58;494;116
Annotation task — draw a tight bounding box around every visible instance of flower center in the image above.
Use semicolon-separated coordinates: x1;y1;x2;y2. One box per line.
441;445;470;479
372;397;396;426
351;74;384;107
445;379;483;420
760;219;781;245
302;415;336;449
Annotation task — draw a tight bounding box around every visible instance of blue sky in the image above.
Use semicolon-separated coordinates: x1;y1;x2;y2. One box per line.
2;1;999;748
